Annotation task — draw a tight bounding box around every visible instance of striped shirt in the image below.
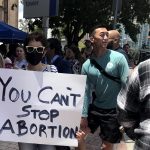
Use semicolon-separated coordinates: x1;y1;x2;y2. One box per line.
25;64;58;73
117;59;150;150
42;64;58;73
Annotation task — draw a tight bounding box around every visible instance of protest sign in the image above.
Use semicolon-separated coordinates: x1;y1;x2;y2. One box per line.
0;68;86;147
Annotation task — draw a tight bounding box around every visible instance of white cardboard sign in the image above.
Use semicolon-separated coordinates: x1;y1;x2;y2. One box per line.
0;68;86;147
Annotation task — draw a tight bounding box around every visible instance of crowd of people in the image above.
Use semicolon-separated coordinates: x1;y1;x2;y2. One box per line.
0;24;148;150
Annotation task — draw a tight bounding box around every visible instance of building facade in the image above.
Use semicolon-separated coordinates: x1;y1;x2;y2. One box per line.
0;0;18;27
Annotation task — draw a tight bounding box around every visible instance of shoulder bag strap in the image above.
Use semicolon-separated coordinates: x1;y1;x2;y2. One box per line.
90;59;121;84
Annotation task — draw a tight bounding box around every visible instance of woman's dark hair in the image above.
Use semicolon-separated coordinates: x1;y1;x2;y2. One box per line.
24;32;47;47
47;38;62;55
67;44;81;60
0;44;7;57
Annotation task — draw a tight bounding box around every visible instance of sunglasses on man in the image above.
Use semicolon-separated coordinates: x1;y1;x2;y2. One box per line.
26;46;45;53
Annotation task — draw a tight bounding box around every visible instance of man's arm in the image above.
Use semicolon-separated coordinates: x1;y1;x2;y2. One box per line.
81;62;93;117
117;67;140;140
118;55;129;84
80;62;93;129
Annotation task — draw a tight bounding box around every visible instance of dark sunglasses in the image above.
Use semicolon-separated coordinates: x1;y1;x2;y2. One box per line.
26;46;45;53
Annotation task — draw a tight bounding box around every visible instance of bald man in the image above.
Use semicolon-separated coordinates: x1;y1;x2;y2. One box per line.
108;30;128;150
108;30;129;65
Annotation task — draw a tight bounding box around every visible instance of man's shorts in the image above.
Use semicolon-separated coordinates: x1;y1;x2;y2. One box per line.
87;104;122;143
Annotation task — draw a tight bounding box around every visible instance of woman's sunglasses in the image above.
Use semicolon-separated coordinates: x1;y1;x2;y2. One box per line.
26;46;45;53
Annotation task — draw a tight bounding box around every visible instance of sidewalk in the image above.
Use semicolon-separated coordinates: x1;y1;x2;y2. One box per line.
0;136;134;150
0;141;18;150
85;132;134;150
0;128;134;150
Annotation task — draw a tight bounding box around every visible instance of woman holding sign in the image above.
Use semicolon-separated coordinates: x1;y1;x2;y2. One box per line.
18;32;57;150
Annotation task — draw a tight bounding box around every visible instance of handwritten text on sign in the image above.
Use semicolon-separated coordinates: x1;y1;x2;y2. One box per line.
0;68;86;146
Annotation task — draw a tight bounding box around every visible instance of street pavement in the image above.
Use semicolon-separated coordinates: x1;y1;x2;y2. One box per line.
85;131;134;150
0;141;18;150
0;133;134;150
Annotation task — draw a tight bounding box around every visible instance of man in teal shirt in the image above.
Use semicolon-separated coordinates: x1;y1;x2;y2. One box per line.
80;25;129;150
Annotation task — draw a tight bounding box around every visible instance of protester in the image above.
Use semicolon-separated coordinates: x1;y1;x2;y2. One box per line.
123;43;130;54
84;39;93;58
4;57;13;68
117;59;150;150
64;44;82;74
80;25;129;150
108;30;129;65
0;53;4;68
107;31;129;149
80;40;93;64
42;38;72;74
14;45;28;69
18;31;57;150
0;44;7;58
7;43;18;64
0;44;13;68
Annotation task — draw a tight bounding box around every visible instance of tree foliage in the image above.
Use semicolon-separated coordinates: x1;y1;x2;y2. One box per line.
119;0;150;41
29;0;150;45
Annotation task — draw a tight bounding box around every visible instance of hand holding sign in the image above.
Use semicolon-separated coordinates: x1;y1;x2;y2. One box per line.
0;68;86;147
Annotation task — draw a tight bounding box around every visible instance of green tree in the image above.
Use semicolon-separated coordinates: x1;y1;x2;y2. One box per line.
50;0;113;45
29;0;150;45
119;0;150;42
